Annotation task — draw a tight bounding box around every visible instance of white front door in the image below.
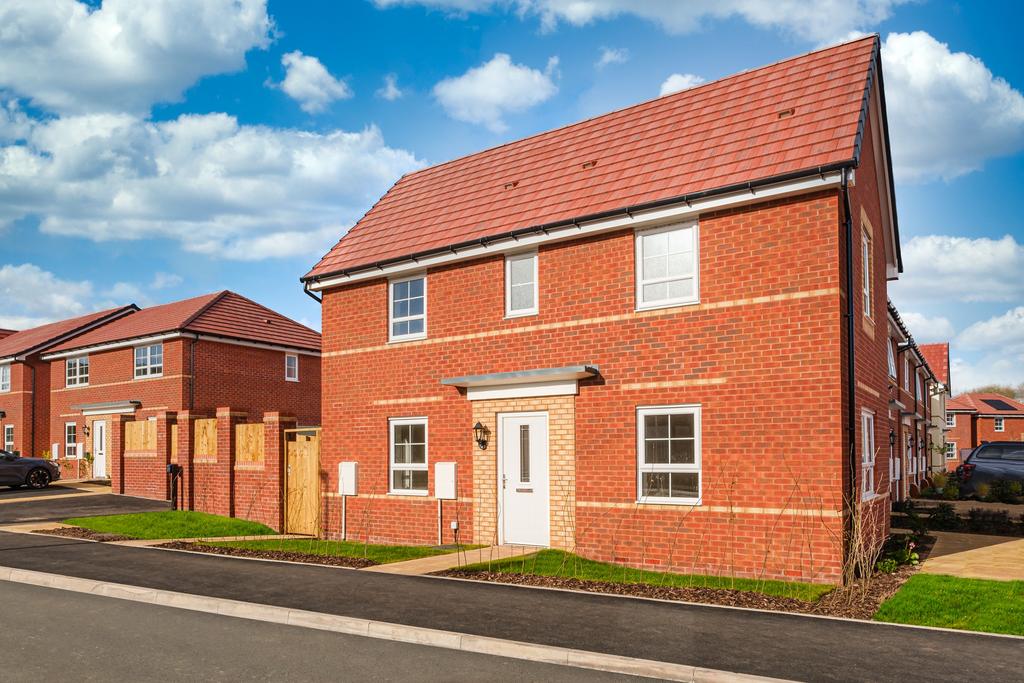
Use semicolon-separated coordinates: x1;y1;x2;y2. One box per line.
92;420;107;479
499;412;550;546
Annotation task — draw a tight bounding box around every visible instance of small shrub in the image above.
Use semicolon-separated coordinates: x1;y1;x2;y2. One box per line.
928;503;961;531
931;472;949;490
875;558;899;574
975;483;991;501
985;479;1024;504
942;480;960;501
966;508;1016;534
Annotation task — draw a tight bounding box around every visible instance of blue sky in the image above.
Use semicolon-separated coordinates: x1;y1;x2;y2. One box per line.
1;0;1023;391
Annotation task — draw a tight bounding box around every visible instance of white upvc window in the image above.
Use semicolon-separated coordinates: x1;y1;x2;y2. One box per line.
3;425;13;451
285;354;299;382
915;373;922;402
505;251;538;317
995;417;1005;432
635;222;698;310
134;343;163;378
861;232;872;319
389;417;428;494
389;275;426;342
66;356;89;387
945;442;957;460
903;355;910;392
861;410;876;500
945;413;955;428
637;405;701;504
887;341;897;379
0;363;9;393
65;422;77;458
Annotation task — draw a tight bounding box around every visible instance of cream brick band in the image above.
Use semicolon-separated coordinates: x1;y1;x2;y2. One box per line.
576;500;844;518
325;287;840;358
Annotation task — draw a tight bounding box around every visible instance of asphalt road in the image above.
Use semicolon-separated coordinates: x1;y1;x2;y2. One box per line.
1;580;641;682
0;492;167;524
1;530;1020;683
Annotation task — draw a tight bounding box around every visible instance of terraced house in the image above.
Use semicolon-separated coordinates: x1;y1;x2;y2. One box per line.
304;36;911;583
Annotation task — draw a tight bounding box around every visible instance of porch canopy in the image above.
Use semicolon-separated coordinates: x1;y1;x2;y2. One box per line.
441;365;599;401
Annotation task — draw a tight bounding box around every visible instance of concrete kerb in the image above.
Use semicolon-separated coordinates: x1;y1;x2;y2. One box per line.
0;564;790;683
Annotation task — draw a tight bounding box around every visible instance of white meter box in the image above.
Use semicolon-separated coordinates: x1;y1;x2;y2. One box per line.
338;461;358;496
434;462;456;500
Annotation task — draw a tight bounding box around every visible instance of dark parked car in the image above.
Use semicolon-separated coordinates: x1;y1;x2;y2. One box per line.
956;441;1024;495
0;450;61;489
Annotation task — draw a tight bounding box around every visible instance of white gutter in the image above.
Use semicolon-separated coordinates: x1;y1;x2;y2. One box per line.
308;171;844;291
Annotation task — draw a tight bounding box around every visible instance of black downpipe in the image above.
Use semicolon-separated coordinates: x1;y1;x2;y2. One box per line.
841;169;858;569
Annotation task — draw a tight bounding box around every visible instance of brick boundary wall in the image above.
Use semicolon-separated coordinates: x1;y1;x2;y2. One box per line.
112;408;300;531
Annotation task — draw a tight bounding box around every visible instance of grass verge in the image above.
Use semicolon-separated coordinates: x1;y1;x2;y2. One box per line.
64;511;276;540
874;574;1024;636
456;549;832;601
206;539;485;564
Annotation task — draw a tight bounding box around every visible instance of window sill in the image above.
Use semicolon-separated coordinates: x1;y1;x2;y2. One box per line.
861;492;886;503
388;335;426;345
285;377;299;383
388;490;429;497
504;310;538;320
635;298;699;313
65;384;89;389
636;497;702;507
134;374;164;381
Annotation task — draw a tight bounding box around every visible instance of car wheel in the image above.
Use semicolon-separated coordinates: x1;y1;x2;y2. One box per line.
26;468;51;490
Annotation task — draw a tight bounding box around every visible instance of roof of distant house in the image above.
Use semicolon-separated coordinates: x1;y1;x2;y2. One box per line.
946;393;1024;415
0;307;137;362
305;34;889;281
45;291;321;355
918;343;950;390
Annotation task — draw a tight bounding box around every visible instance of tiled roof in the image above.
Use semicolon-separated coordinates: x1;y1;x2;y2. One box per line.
947;393;1024;415
0;329;17;341
305;35;879;280
918;343;950;390
0;307;135;361
46;291;321;354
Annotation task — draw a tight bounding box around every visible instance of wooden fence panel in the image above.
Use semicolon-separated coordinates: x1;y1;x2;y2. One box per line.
125;421;156;452
235;423;264;464
194;419;218;458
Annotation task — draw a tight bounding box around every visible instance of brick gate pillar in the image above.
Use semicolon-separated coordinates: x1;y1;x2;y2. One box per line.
108;415;130;495
154;411;177;501
263;412;296;532
175;410;204;511
216;408;247;518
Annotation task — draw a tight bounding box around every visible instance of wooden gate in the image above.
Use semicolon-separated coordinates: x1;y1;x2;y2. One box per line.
285;428;320;535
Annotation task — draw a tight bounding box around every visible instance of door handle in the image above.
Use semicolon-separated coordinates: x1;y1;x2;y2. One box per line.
502;474;507;489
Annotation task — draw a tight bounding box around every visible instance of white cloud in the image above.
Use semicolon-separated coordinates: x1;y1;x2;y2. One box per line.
951;353;1024;393
882;31;1024;183
433;54;559;132
376;74;405;101
890;234;1024;304
596;47;629;69
659;73;705;96
151;272;183;290
958;307;1024;353
0;0;272;115
277;51;352;114
0;110;425;259
901;312;955;343
0;264;95;328
374;1;906;44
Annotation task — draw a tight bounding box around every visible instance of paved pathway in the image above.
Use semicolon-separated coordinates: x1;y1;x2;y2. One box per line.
0;530;1018;683
922;535;1024;581
364;544;536;574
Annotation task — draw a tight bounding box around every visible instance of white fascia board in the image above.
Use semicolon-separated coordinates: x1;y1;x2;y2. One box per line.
309;172;843;291
41;333;182;360
191;334;321;357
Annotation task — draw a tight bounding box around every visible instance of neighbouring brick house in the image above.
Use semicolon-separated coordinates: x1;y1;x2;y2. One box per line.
918;342;952;471
885;305;940;497
302;36;909;584
0;307;137;459
946;393;1024;462
39;291;321;481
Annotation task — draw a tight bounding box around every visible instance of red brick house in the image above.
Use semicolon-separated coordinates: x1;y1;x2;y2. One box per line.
0;307;137;458
40;291;321;479
885;304;940;494
303;36;905;583
946;393;1024;460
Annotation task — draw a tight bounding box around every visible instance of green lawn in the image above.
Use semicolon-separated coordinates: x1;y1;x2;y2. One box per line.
64;511;276;540
207;538;485;564
457;549;833;602
874;574;1024;636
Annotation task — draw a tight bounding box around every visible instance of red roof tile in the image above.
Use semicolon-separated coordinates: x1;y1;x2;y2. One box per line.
0;307;136;361
47;292;320;354
947;393;1024;415
305;35;879;280
918;343;950;389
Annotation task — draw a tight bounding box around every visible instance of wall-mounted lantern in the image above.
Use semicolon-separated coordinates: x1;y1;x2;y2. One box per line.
473;422;489;451
889;429;896;447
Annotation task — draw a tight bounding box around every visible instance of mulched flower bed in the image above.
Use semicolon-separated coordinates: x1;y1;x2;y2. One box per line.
34;527;133;543
436;565;918;621
157;541;378;569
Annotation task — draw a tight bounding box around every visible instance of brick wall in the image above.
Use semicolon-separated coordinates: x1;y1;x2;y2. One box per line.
0;358;51;458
